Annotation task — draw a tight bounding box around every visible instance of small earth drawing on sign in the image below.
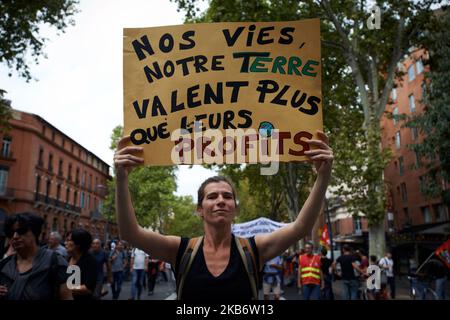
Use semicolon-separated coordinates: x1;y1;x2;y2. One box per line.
258;121;274;137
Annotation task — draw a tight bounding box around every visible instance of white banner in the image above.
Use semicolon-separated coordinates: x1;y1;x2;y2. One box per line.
232;217;289;238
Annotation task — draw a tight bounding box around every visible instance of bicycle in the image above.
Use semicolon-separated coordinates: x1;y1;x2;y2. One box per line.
407;274;438;300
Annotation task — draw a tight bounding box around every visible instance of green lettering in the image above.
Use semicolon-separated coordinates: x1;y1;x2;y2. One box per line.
250;57;272;72
271;56;287;74
302;60;319;77
288;56;302;76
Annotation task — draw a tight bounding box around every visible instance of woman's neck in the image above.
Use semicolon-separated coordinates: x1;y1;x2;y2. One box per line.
203;224;232;250
16;244;39;262
70;250;82;263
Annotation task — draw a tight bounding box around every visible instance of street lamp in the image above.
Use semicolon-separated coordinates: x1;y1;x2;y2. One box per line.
324;197;334;261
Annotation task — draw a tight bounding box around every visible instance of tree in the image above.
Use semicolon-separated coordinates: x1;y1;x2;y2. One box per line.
0;90;12;133
316;0;443;258
0;0;79;132
163;195;203;237
0;0;79;80
406;14;450;199
103;125;200;235
172;0;446;258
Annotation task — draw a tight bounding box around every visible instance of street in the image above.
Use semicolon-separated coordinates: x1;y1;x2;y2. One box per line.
102;274;450;300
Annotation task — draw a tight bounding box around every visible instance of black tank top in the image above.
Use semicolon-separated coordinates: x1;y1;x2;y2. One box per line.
175;234;260;302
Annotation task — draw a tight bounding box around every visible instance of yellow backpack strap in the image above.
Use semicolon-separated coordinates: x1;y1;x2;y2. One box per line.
176;236;203;300
235;236;259;300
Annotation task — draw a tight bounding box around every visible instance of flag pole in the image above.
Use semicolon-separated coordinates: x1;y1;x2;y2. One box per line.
325;198;334;261
416;251;435;274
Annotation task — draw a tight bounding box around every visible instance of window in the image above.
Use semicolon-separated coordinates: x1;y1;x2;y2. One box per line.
52;131;55;142
0;166;9;195
80;192;85;208
403;208;410;223
76;167;80;183
89;174;92;190
45;180;51;202
38;147;44;166
87;194;91;209
411;126;418;140
435;204;448;222
48;153;53;172
35;176;41;196
74;191;78;206
400;183;407;202
393;107;398;125
56;184;61;201
66;187;70;203
58;158;63;176
409;94;416;113
52;218;58;232
68;163;72;181
422;206;432;223
408;65;415;81
395;132;401;149
416;58;424;74
353;217;362;235
82;171;86;187
415;151;422;168
1;136;12;158
422;83;427;96
71;144;74;153
391;88;397;102
399;157;404;176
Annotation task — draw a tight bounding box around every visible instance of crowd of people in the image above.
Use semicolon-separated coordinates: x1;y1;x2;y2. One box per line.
262;242;448;300
0;212;448;300
0;212;174;300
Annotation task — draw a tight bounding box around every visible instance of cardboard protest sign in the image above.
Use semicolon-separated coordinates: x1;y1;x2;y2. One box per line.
123;19;322;165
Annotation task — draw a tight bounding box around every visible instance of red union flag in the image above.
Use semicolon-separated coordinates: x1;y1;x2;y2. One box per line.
319;224;330;249
435;238;450;268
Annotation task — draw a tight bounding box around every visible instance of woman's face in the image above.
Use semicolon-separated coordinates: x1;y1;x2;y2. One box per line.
65;234;77;255
198;181;236;226
9;222;37;251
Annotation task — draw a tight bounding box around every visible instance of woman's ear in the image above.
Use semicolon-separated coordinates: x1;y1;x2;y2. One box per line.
196;207;204;219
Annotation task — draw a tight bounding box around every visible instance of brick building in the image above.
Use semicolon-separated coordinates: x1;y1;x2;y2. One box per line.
380;48;450;271
0;109;118;253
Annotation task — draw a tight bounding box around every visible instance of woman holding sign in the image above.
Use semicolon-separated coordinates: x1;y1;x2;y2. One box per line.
114;130;333;301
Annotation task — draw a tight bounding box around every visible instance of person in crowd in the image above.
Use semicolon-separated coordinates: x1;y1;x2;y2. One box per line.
110;240;127;300
90;238;112;299
45;231;68;258
0;212;72;300
263;255;283;300
379;251;395;299
65;228;97;300
298;242;323;300
114;131;333;301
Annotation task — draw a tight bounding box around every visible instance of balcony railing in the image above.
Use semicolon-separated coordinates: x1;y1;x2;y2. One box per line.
0;151;14;160
0;187;15;198
34;193;81;214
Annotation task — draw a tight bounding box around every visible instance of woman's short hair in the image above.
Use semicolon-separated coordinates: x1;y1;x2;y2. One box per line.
68;228;93;253
4;212;44;244
197;176;237;207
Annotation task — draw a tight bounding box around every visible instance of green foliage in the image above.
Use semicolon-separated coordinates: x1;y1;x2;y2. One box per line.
171;0;445;240
109;125;123;151
103;125;199;235
0;89;12;133
163;195;203;237
0;0;79;80
406;14;450;198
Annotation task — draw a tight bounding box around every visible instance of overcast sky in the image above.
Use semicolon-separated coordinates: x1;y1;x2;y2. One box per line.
0;0;213;202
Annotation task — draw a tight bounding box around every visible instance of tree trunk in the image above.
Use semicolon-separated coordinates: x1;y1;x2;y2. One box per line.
368;222;386;260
